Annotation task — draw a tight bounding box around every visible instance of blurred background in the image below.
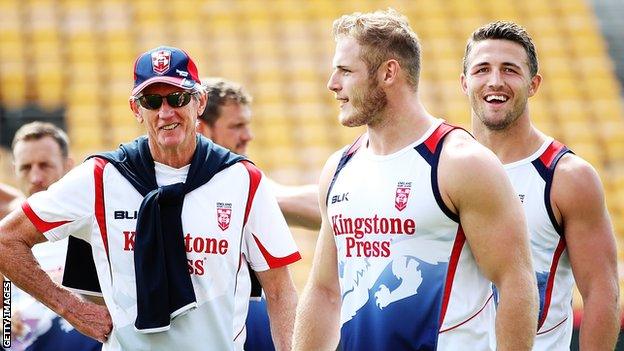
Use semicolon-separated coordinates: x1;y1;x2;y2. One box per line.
0;0;623;347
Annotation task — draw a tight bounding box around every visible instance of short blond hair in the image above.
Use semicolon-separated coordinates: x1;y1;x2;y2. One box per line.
333;8;421;89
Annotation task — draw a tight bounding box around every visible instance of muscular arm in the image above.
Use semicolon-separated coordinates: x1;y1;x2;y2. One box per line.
256;266;298;351
0;209;112;342
440;132;538;350
266;178;321;230
552;155;619;350
293;153;341;351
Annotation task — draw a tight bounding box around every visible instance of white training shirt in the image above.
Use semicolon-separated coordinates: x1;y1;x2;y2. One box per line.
504;138;574;350
326;120;496;351
24;158;300;351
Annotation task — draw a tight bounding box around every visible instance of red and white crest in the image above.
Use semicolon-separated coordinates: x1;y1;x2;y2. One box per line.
217;204;232;231
395;183;411;211
151;50;171;75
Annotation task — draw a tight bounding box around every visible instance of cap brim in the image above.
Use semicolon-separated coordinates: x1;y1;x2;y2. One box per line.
131;76;199;96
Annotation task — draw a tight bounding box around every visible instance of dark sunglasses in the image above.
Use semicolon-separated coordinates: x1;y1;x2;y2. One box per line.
136;91;197;110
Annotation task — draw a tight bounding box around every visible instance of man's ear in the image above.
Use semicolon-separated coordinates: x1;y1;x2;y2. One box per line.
380;59;400;86
460;73;468;95
129;98;143;123
528;73;542;97
196;90;207;116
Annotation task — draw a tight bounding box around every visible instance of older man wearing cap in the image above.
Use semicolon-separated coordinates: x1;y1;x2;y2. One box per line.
0;46;300;351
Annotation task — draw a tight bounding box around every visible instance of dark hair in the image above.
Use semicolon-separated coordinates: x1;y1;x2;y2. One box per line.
12;121;70;158
200;77;252;125
463;21;539;77
333;8;421;89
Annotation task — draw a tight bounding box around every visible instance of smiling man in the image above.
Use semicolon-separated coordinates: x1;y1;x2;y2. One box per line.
461;21;619;350
294;9;538;351
0;46;300;351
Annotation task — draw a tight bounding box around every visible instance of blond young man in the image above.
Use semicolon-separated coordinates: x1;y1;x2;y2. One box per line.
294;9;538;351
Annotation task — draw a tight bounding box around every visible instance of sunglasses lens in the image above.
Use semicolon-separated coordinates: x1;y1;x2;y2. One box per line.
137;92;194;110
166;92;192;107
139;95;163;110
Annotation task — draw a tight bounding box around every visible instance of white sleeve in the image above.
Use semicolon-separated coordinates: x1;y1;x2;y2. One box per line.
23;159;96;243
243;165;301;272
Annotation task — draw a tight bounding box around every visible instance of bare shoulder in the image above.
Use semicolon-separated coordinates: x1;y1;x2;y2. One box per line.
552;153;604;213
439;130;507;186
441;129;502;170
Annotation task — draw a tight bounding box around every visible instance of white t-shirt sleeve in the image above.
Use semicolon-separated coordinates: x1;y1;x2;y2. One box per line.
23;159;96;243
243;165;301;272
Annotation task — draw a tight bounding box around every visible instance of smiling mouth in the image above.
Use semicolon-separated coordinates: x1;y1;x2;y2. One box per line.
484;94;509;105
161;123;180;131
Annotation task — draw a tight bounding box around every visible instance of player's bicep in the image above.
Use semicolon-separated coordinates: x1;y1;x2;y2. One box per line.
442;142;528;284
554;158;617;295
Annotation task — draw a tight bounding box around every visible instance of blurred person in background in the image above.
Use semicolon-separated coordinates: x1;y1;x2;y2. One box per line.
1;121;101;351
0;46;300;351
198;77;320;351
461;21;620;350
198;77;321;230
294;8;537;351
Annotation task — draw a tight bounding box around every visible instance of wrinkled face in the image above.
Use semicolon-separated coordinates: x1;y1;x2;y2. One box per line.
461;39;541;131
201;102;253;155
327;36;387;127
13;136;71;195
131;83;205;155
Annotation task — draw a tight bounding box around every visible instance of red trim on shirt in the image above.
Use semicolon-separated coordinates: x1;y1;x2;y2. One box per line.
252;234;301;269
438;226;466;328
242;161;262;226
21;202;71;233
538;237;567;330
537;317;568;335
424;123;457;153
539;140;566;168
439;293;494;333
93;158;110;259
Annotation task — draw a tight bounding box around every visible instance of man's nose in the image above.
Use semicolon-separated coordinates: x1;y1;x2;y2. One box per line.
327;71;341;92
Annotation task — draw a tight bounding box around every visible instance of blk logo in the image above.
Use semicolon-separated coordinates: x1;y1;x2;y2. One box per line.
331;193;349;204
518;194;525;203
114;210;137;220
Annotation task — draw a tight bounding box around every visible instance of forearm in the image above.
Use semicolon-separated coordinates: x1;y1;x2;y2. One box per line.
293;286;341;351
0;238;81;320
495;273;539;350
579;290;620;350
265;283;298;351
275;185;321;230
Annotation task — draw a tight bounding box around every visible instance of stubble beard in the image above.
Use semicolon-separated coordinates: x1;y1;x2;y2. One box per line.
340;79;388;128
473;94;525;132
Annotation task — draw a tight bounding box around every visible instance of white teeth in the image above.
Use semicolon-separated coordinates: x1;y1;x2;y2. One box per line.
485;95;508;102
162;123;179;130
